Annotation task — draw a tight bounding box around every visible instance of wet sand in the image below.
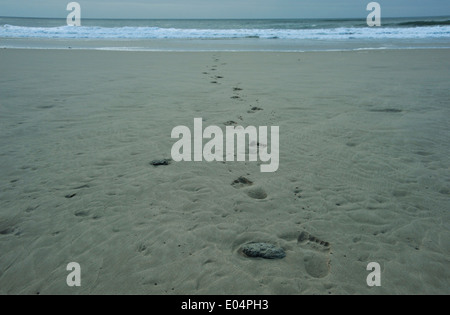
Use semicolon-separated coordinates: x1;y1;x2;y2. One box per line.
0;49;449;294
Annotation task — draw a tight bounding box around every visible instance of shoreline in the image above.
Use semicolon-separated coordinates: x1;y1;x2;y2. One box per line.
2;45;450;53
2;37;450;52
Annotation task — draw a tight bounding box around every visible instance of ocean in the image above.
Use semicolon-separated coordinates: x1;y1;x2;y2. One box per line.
1;16;450;51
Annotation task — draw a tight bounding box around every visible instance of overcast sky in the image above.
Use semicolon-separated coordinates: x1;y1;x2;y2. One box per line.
0;0;449;19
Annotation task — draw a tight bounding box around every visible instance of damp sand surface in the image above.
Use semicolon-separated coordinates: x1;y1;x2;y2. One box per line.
0;49;449;294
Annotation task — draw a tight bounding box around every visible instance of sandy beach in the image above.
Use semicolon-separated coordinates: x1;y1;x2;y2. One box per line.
0;48;449;294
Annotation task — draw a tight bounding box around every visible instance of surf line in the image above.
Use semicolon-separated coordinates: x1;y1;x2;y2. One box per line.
171;118;279;173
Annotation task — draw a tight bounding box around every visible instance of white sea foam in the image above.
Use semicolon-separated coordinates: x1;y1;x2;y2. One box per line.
1;24;450;40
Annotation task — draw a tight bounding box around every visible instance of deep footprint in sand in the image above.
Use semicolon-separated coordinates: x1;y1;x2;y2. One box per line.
298;231;330;247
297;231;331;278
224;121;238;126
247;106;263;114
231;176;253;188
303;253;330;278
231;177;267;200
0;227;17;235
246;187;268;200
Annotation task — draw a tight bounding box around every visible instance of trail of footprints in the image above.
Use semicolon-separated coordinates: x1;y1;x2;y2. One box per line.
203;55;226;84
202;54;264;118
202;55;332;278
203;55;270;201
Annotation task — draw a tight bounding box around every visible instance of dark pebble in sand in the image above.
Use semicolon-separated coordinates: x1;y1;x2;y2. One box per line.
241;243;286;259
150;159;171;166
65;193;77;199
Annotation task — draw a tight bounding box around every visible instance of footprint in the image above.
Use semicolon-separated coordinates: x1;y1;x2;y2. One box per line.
369;108;402;113
246;187;268;200
74;210;90;217
25;205;39;213
293;187;302;199
137;243;149;255
73;184;90;190
37;104;55;109
297;231;331;278
231;177;267;200
247;106;263;114
415;151;432;157
304;253;330;279
231;176;253;189
0;227;16;235
392;190;408;197
298;231;330;248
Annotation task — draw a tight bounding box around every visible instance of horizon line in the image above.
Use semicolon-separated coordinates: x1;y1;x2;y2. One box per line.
1;15;450;20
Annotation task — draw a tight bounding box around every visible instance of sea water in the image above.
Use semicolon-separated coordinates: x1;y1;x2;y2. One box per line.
1;17;449;51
